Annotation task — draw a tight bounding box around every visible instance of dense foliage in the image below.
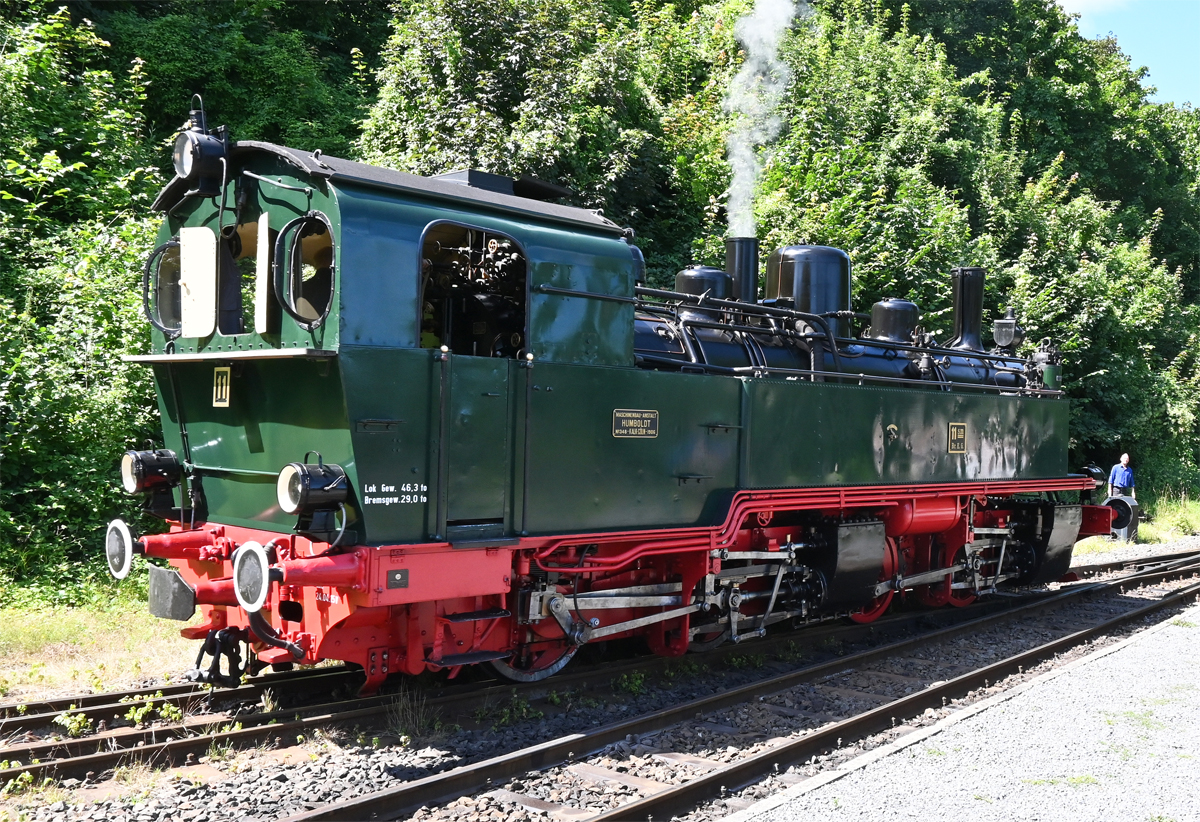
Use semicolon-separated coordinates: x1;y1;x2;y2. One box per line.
0;8;162;596
1;0;1198;587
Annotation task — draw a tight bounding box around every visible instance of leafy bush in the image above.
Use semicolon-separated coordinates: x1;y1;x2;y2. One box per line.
0;219;159;580
1;8;161;586
93;0;391;160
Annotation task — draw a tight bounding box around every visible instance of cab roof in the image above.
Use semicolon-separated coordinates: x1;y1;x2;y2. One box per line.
152;140;625;235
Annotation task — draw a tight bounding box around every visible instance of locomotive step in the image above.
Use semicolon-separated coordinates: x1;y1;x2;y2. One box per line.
443;607;512;623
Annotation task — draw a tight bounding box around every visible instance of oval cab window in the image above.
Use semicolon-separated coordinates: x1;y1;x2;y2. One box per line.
144;240;183;336
274;212;335;329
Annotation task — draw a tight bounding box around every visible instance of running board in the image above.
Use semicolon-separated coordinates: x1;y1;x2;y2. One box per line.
443;608;511;623
426;650;511;667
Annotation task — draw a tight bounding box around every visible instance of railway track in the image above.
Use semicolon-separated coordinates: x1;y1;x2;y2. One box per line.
267;551;1200;822
0;591;1048;787
0;665;361;736
0;549;1189;797
0;549;1158;727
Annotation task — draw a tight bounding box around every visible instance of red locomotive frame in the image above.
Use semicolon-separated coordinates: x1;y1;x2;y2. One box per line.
142;476;1109;693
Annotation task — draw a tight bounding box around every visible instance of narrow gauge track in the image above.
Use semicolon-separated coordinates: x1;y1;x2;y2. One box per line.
272;552;1200;822
0;549;1165;729
0;551;1187;792
0;665;360;736
0;587;1064;786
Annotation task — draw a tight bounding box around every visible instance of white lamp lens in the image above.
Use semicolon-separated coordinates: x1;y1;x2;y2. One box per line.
172;132;194;178
120;453;140;494
277;464;303;514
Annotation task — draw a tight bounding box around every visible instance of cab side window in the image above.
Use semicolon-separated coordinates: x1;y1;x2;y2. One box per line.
419;223;527;357
217;217;272;335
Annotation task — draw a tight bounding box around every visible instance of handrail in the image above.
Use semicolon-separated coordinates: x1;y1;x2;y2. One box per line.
633;353;1062;397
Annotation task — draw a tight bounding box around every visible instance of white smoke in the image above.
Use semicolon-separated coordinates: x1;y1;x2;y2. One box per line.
724;0;805;238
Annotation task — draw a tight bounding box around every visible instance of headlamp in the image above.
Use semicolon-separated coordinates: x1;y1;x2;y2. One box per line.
276;461;348;515
120;449;182;495
172;104;226;197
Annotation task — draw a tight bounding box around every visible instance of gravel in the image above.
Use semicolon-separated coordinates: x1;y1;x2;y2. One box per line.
16;539;1199;822
1070;534;1200;568
728;600;1200;822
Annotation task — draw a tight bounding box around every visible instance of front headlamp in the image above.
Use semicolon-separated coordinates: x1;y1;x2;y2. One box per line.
172;103;226;197
120;449;182;495
276;461;348;515
172;130;225;182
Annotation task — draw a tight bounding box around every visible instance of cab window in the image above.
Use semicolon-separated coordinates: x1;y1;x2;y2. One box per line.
419;223;527;357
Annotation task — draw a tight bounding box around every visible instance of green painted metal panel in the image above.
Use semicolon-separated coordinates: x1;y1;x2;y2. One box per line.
524;227;636;367
523;363;740;533
332;186;422;349
446;356;512;526
339;346;436;544
745;379;1067;488
153;154;342;355
154;358;353;532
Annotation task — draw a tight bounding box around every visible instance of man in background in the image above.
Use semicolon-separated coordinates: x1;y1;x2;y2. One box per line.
1109;453;1135;498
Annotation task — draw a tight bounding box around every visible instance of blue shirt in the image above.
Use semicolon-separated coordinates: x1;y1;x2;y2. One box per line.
1109;464;1134;488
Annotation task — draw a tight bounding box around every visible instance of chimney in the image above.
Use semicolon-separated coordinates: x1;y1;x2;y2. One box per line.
724;237;759;304
947;266;985;351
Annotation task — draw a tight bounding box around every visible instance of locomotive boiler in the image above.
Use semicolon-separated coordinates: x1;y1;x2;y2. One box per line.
104;106;1113;691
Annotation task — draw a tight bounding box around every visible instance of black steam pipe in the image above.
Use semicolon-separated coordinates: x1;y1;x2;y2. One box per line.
725;237;759;304
948;266;985;352
635;285;842;374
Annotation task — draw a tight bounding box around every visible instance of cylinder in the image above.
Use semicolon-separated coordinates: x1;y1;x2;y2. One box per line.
194;577;239;607
141;529;214;560
724;237;759;304
947;266;985;351
763;245;851;336
882;497;961;537
869;298;920;343
279;552;363;590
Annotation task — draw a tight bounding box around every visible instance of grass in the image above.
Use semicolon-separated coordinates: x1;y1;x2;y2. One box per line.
1103;709;1164;732
386;686;439;741
1139;492;1200;542
0;598;202;701
612;672;647;695
490;689;543;727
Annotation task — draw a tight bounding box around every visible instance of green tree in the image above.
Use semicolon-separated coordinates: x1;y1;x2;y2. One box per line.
0;7;159;586
361;0;726;279
0;6;158;233
861;0;1200;297
87;0;392;160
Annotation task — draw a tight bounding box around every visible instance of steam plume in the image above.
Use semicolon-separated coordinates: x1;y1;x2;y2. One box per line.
724;0;804;237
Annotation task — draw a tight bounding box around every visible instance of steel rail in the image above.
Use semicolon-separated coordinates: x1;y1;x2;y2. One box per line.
0;665;353;727
277;557;1200;822
5;553;1191;790
0;592;1043;782
592;577;1200;821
